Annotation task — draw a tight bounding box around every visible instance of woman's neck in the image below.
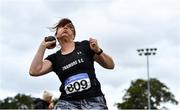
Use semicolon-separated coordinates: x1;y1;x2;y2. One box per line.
59;39;75;54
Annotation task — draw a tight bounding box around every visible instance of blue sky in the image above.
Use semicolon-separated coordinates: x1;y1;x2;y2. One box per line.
0;0;180;109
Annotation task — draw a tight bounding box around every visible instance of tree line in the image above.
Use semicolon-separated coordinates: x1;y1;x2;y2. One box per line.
0;78;178;109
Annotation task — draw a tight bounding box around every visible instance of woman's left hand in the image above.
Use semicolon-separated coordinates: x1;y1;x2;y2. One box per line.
89;37;101;53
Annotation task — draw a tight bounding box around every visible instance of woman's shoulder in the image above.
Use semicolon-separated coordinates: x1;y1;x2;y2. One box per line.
75;40;93;54
45;50;60;59
75;40;89;46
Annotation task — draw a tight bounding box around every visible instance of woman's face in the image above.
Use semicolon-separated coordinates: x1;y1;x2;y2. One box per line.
56;23;75;40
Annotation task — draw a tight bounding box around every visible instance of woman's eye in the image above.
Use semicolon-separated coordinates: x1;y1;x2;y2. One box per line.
67;25;73;29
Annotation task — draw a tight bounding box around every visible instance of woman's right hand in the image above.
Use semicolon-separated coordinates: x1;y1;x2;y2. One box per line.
41;38;56;49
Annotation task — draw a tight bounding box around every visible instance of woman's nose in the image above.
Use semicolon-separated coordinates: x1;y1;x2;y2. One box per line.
63;25;68;29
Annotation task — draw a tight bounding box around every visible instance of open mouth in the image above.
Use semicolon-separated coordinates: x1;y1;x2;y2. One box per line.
62;30;68;34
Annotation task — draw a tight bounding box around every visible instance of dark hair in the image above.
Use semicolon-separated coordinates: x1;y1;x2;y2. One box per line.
52;18;76;36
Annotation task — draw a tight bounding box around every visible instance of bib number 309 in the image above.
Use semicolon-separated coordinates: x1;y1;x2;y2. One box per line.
64;73;91;94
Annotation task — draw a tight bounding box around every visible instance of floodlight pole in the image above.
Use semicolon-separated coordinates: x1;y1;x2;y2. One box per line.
137;48;157;110
146;53;150;110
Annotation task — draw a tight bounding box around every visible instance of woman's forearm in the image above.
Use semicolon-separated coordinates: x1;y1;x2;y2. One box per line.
94;52;115;69
29;44;46;75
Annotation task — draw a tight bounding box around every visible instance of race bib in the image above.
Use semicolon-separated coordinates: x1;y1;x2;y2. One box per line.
64;73;91;94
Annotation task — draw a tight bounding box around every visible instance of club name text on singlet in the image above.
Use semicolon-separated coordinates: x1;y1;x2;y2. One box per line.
62;58;84;71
